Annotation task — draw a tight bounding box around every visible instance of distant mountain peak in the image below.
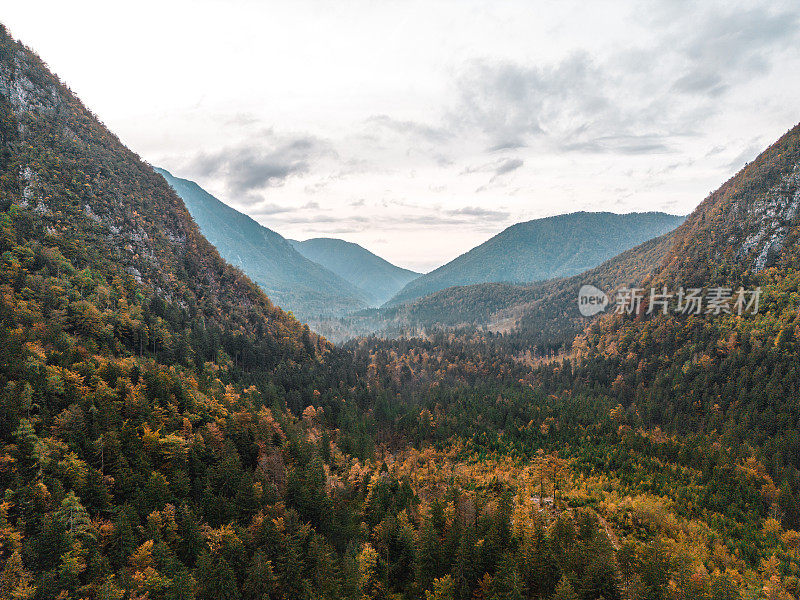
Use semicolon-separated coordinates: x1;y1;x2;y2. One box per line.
290;237;419;306
386;210;685;306
156;168;372;319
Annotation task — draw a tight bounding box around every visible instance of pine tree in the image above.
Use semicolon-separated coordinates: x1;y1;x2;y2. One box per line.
195;552;240;600
490;553;523;600
453;527;479;600
243;552;277;600
551;577;579;600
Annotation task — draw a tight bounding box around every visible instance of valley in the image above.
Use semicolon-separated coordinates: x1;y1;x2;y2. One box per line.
1;16;799;600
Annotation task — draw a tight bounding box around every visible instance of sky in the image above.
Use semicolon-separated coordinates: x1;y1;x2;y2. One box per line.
4;1;800;272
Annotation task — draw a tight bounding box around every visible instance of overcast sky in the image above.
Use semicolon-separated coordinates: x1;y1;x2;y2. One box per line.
5;1;800;271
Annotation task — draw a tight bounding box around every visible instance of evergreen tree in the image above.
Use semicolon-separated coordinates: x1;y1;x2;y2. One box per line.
195;552;240;600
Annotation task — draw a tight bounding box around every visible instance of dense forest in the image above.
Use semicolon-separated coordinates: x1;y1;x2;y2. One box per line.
2;21;800;600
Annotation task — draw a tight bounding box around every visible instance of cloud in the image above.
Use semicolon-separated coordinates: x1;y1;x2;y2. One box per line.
561;135;672;155
494;158;524;176
672;70;726;96
724;142;764;171
675;7;799;95
452;52;610;150
188;132;333;199
249;203;297;216
224;112;260;127
463;157;524;179
447;206;510;220
450;3;799;156
366;114;450;143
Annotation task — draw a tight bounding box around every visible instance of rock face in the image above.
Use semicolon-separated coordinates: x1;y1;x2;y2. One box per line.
648;122;800;289
0;51;60;115
735;163;800;272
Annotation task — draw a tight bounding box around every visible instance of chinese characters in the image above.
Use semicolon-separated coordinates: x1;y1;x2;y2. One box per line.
613;286;761;315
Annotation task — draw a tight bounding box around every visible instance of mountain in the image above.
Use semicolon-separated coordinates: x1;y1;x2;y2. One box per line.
0;28;321;367
403;226;681;344
578;121;800;356
313;227;680;345
320;126;799;345
0;26;657;598
156;168;371;319
290;237;419;306
386;211;685;306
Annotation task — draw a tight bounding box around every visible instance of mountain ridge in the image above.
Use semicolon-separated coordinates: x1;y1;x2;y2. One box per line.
289;237;419;306
156;168;372;319
386;210;685;306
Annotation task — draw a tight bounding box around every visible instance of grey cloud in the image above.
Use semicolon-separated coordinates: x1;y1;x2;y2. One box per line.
249;203;297;216
488;140;527;152
397;214;478;226
225;112;260;127
672;7;799;97
706;145;727;156
495;158;524;176
188;133;333;198
383;207;511;227
236;197;321;218
561;135;672;155
268;214;371;225
304;226;365;235
452;53;597;149
725;142;763;170
672;70;726;96
463;157;524;179
451;3;798;157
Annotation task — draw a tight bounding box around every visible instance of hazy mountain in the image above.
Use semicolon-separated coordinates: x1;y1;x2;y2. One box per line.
386;211;685;306
290;237;419;306
156;168;371;319
312;228;680;344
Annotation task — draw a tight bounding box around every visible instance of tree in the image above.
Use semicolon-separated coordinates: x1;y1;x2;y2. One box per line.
520;523;559;598
710;573;740;600
580;535;621;600
426;574;455;600
453;527;479;600
0;551;35;600
357;543;386;600
551;577;579;600
56;492;95;545
243;552;276;600
638;541;673;600
195;552;240;600
490;554;523;600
